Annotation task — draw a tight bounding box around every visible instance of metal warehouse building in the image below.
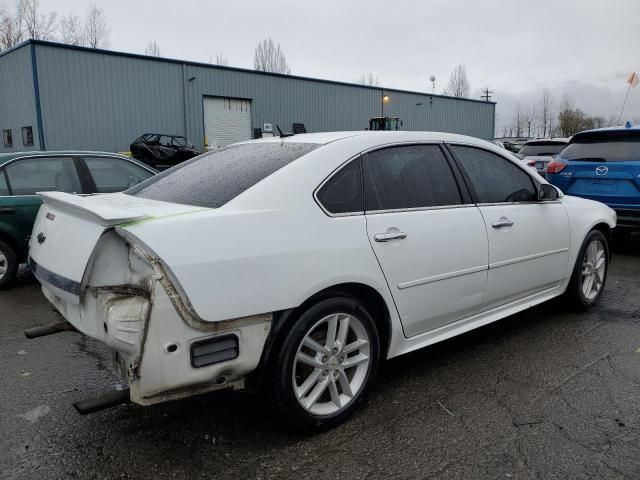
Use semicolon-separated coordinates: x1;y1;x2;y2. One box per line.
0;40;495;153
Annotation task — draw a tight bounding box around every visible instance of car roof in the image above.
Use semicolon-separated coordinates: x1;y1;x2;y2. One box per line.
570;126;640;142
0;150;142;167
242;130;496;148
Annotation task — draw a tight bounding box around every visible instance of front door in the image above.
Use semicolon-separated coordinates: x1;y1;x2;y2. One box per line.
363;144;489;338
448;145;571;308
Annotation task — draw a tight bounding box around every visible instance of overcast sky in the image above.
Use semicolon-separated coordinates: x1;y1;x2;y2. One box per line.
12;0;640;134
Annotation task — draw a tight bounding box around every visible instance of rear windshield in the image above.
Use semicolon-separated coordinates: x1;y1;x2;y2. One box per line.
127;142;319;208
561;133;640;162
518;141;566;157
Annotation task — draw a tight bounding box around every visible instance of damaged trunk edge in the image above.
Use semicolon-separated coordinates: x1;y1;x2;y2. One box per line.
77;226;273;405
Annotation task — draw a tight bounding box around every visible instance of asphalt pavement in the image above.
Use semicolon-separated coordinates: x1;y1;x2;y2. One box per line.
1;235;639;479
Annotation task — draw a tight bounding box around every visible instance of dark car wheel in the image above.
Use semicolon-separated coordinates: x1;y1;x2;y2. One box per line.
0;239;18;289
270;296;380;432
564;230;609;309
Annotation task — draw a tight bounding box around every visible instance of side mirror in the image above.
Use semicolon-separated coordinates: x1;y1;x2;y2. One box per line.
538;183;558;201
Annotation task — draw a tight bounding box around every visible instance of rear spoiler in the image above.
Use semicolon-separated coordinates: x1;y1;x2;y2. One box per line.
37;192;150;227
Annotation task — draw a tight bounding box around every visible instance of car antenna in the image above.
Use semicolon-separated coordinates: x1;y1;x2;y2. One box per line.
276;124;295;138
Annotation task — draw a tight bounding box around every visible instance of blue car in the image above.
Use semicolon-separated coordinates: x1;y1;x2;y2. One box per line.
547;126;640;230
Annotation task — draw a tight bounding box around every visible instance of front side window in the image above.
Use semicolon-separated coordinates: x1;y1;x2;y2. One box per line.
5;157;81;196
316;158;363;214
362;145;462;211
84;157;154;193
2;129;12;148
128;142;319;208
450;145;537;203
21;126;34;147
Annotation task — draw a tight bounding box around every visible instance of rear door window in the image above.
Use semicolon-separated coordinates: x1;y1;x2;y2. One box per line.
5;157;82;195
128;142;319;208
84;156;154;193
362;145;462;211
450;145;537;203
0;170;9;195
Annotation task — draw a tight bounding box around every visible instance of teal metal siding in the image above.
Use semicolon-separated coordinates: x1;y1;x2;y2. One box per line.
0;44;39;152
34;44;185;152
2;41;496;152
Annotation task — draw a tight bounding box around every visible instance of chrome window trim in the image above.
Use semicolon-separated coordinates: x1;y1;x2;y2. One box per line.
365;203;476;216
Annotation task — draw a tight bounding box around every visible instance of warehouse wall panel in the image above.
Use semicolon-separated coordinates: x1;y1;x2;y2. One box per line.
0;44;39;152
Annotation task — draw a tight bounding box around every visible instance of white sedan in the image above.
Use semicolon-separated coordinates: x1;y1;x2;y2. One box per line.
27;131;615;431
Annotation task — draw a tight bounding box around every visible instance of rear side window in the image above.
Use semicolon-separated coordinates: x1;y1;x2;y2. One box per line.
5;156;81;195
128;142;319;208
450;145;537;203
362;145;462;211
84;156;154;193
317;158;363;214
561;133;640;162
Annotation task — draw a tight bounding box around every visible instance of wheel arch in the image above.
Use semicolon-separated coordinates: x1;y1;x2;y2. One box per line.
0;230;25;262
249;282;393;391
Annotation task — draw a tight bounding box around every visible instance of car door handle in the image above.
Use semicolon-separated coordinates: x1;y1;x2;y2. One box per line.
492;217;514;229
0;207;16;215
374;232;407;242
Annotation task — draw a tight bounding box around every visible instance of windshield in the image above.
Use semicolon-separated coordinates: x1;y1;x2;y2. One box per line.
519;141;566;157
560;134;640;162
127;142;319;208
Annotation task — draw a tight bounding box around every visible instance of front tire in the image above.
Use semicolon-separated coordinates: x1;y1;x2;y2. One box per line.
0;239;18;290
270;296;380;432
565;230;609;309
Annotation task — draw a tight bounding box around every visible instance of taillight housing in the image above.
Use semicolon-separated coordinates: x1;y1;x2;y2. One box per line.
547;160;567;174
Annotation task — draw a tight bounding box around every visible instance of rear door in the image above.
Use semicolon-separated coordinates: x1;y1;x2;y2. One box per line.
448;145;570;308
362;144;489;337
0;156;84;256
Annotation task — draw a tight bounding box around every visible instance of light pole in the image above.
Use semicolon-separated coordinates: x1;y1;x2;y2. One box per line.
381;93;390;117
429;75;436;94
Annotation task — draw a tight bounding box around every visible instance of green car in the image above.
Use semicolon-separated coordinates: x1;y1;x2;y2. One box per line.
0;151;156;288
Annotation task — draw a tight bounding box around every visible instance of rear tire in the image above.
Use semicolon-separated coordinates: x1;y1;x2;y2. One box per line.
564;230;609;309
0;240;18;290
270;296;380;432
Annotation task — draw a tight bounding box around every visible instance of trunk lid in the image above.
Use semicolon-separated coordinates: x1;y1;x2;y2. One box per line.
559;160;640;207
29;192;205;302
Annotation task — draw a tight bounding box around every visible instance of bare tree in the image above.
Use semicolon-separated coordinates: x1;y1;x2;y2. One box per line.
0;1;26;50
214;52;228;66
84;4;109;49
145;40;161;57
524;105;536;138
444;64;470;98
59;13;83;45
253;38;291;74
512;104;524;137
355;72;379;86
538;88;553;138
22;0;56;40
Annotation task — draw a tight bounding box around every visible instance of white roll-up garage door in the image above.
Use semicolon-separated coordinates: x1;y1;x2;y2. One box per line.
203;97;252;150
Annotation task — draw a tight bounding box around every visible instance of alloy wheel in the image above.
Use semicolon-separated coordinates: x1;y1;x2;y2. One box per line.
0;251;7;280
581;239;606;301
292;312;371;416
